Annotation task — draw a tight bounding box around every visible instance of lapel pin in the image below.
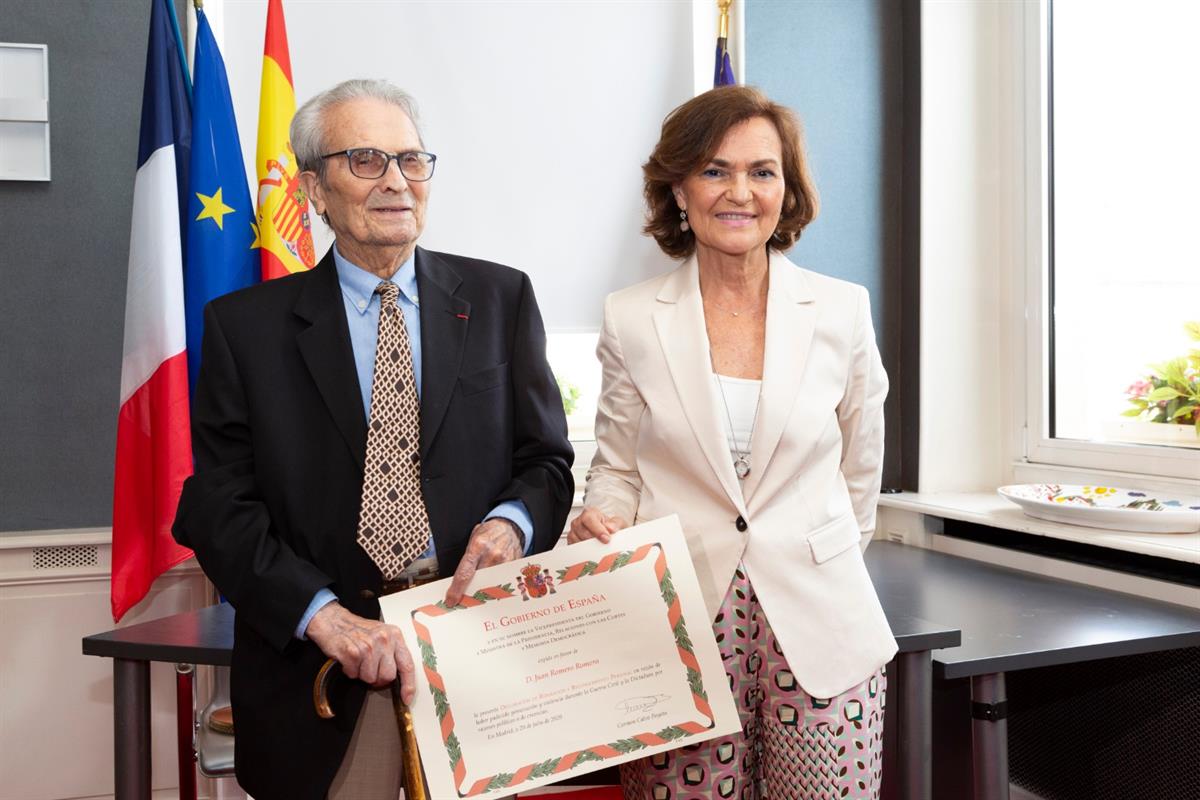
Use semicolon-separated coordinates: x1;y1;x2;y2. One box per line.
454;312;469;320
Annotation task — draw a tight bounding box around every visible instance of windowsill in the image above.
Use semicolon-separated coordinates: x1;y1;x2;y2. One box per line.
879;491;1199;565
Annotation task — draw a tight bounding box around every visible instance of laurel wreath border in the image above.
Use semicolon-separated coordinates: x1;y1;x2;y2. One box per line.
410;542;715;796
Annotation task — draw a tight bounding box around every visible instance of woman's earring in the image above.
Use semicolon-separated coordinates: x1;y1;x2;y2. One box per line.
679;210;690;233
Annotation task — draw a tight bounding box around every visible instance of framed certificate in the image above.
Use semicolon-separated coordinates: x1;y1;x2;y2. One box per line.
382;515;740;798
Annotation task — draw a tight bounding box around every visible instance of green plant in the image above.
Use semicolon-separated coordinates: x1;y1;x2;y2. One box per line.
557;377;581;416
1122;321;1200;436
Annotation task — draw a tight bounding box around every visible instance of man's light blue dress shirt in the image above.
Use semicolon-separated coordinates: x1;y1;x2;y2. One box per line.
295;246;534;637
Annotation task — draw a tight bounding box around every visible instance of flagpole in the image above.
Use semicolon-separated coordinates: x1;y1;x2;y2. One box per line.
187;0;226;70
166;0;193;97
714;0;736;87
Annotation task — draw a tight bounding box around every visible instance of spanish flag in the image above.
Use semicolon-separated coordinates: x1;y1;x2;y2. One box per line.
255;0;315;279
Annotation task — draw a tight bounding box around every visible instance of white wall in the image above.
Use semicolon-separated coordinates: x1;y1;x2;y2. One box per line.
919;0;1023;492
218;0;698;332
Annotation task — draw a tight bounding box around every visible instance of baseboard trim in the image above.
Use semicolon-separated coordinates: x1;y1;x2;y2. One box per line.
0;526;203;586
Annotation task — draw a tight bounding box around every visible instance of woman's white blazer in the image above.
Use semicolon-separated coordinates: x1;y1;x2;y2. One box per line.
584;252;898;698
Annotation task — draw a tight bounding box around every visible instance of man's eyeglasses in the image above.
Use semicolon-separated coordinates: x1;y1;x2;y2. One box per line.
320;148;437;181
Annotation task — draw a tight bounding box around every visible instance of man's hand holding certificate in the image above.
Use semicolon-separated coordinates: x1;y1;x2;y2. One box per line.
380;515;740;798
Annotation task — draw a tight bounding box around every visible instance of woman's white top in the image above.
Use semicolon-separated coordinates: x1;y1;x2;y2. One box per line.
711;373;761;465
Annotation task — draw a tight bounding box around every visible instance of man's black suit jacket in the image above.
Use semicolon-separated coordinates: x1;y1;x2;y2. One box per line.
173;247;574;799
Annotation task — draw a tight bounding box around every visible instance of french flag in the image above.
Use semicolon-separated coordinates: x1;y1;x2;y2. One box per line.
111;0;195;622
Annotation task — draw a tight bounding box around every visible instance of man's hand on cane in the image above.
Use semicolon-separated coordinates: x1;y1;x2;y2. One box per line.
307;602;417;705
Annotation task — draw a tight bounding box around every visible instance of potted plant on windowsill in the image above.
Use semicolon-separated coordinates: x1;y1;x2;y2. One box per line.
1111;322;1200;449
558;375;593;442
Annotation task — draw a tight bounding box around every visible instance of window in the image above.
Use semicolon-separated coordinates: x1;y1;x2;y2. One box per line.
546;331;601;492
545;331;600;444
1024;0;1200;480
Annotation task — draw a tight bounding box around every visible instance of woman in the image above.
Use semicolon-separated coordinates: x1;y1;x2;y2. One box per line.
570;86;897;799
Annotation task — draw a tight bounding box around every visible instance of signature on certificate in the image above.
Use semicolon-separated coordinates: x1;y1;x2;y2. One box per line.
615;694;671;715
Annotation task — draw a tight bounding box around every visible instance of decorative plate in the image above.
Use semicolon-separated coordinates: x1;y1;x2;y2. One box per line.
997;484;1200;534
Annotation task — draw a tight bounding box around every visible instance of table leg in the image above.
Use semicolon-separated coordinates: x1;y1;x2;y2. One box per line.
176;664;197;800
970;672;1009;800
896;650;932;800
114;657;151;800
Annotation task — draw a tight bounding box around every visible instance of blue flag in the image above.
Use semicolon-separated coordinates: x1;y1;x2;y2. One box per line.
714;37;735;87
185;9;259;394
138;0;191;252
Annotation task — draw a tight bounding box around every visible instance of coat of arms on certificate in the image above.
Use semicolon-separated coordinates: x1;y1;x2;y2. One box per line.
518;563;557;600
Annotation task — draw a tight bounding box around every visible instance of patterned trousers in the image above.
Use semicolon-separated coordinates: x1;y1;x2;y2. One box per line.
620;566;886;800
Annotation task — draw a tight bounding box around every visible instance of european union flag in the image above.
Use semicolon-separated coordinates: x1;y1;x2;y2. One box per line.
714;39;735;87
185;8;259;394
714;1;735;87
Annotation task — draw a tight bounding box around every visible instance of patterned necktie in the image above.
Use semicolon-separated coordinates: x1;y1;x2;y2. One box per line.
356;281;431;579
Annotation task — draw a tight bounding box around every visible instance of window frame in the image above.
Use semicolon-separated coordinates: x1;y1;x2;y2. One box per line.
1019;0;1200;483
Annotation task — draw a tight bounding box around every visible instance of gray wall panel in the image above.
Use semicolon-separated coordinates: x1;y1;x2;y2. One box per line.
0;1;159;530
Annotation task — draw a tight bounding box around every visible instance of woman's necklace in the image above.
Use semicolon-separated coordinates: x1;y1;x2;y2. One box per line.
705;296;764;318
701;273;766;478
710;359;762;480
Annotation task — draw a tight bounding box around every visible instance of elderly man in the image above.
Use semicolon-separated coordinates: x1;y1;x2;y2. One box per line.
173;79;573;800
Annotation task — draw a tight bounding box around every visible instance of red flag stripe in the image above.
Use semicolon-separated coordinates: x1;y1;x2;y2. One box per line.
262;0;293;83
261;248;293;280
280;218;302;244
272;198;297;228
111;352;194;620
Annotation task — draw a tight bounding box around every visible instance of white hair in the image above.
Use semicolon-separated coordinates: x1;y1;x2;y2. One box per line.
290;79;424;177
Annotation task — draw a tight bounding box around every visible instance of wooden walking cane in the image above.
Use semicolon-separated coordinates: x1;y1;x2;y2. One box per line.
315;657;429;800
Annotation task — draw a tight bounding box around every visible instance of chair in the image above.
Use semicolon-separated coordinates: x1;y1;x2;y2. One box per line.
196;665;235;779
175;663;236;800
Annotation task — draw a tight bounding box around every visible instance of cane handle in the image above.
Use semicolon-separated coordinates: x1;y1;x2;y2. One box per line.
314;657;338;719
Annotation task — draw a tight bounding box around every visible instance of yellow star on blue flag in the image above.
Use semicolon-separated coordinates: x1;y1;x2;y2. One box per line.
184;7;259;394
195;187;235;230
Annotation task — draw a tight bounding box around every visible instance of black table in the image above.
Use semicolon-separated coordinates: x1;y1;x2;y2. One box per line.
879;611;961;800
83;581;958;800
865;541;1200;800
83;603;232;800
82;602;234;665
